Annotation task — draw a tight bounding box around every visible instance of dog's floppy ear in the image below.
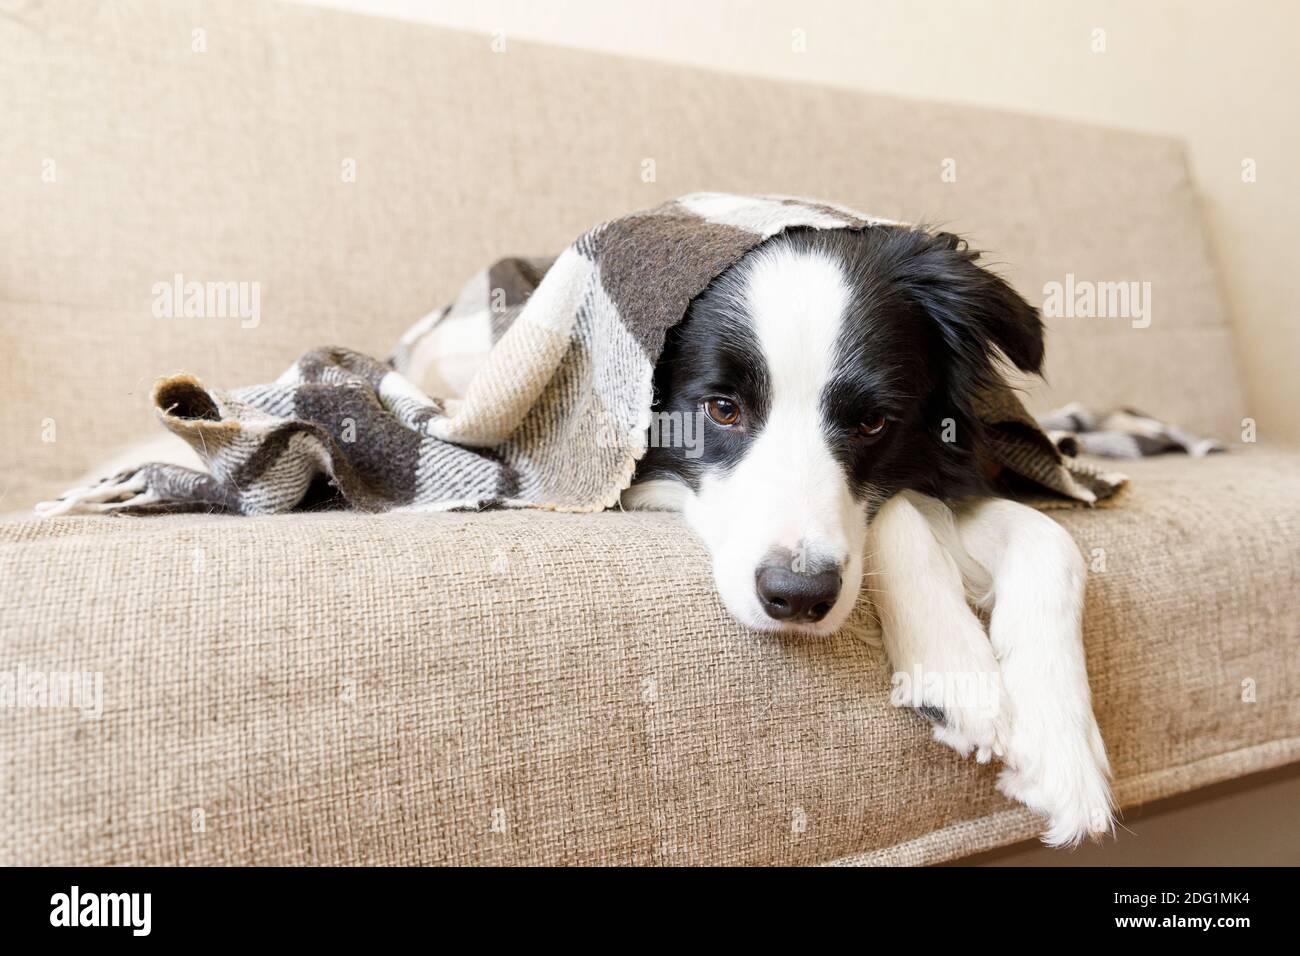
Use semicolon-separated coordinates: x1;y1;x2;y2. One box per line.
899;230;1044;375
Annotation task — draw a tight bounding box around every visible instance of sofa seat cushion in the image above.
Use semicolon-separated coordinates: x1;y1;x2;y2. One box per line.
2;447;1297;865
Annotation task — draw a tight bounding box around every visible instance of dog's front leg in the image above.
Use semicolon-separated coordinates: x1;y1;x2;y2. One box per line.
867;492;1009;763
953;498;1115;846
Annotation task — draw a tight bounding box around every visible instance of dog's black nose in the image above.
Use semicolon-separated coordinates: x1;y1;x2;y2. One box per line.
756;564;841;623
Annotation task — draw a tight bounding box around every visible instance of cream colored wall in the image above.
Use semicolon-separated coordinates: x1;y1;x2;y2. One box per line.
290;0;1299;443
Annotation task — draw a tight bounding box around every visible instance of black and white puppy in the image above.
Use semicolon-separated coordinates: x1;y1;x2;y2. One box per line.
623;226;1114;846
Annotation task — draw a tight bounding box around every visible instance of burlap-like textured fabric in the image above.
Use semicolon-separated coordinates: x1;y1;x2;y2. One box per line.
0;0;1247;511
2;449;1297;865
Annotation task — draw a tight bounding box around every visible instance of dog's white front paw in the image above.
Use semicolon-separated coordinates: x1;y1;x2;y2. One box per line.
931;708;1010;765
893;664;1011;765
997;714;1114;847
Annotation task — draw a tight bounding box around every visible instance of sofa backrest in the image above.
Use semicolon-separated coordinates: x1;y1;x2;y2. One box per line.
0;0;1246;508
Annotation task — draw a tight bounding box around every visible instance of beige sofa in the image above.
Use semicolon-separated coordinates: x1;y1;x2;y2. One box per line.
2;0;1297;866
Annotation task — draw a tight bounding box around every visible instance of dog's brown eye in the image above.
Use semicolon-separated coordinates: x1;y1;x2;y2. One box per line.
703;397;741;427
858;415;888;438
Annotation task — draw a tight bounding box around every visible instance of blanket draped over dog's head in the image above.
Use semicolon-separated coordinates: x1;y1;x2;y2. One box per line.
42;193;1126;517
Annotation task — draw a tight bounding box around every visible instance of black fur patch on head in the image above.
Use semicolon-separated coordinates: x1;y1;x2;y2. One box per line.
634;224;1043;507
635;265;771;491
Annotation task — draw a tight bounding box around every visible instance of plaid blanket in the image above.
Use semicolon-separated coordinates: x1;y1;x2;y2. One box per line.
38;193;1126;517
1039;402;1226;459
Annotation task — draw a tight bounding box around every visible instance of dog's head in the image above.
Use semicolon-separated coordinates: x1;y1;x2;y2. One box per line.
636;226;1043;634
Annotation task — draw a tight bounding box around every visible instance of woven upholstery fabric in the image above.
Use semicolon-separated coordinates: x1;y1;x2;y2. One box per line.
3;449;1297;866
0;0;1246;511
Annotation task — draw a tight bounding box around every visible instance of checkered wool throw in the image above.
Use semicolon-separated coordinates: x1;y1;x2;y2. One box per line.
1038;403;1225;459
39;193;1128;517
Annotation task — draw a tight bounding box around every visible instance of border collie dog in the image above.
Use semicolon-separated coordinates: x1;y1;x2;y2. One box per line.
624;226;1114;846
